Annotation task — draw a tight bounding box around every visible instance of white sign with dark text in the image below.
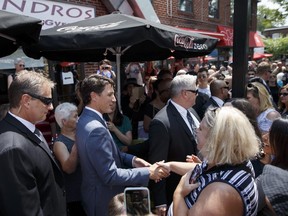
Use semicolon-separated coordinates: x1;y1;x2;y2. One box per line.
1;0;96;29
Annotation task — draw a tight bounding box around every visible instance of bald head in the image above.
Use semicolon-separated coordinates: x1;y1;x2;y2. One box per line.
210;80;229;100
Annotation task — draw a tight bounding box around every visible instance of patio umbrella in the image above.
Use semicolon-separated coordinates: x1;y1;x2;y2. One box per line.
0;10;42;57
23;13;218;102
253;52;273;60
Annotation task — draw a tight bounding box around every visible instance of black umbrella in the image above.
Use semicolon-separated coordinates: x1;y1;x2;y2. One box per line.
24;13;218;62
0;10;42;57
23;13;218;102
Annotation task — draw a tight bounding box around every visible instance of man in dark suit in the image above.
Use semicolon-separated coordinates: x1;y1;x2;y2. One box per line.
148;74;199;215
76;74;168;216
0;71;66;215
202;79;230;114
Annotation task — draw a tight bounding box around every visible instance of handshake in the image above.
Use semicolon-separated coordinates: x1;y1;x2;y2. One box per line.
132;157;170;182
133;154;202;182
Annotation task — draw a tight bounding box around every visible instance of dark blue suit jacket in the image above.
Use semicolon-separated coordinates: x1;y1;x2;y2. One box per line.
76;108;150;216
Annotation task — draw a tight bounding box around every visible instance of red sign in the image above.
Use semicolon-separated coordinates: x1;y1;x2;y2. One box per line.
217;25;264;47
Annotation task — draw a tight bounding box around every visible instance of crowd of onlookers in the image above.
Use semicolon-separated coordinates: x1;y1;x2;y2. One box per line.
0;57;287;216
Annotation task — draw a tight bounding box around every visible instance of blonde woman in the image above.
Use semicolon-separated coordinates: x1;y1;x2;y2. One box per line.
246;82;280;133
167;107;259;216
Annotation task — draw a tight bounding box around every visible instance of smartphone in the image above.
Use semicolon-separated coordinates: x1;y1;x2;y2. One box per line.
189;164;201;184
124;187;151;216
132;86;145;99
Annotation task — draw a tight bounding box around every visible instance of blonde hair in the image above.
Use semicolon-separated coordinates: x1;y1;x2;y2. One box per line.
246;82;273;113
201;106;259;165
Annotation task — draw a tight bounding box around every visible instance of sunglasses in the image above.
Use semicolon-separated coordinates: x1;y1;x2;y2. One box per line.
27;93;53;105
18;64;25;67
101;66;111;70
279;92;288;97
185;89;198;94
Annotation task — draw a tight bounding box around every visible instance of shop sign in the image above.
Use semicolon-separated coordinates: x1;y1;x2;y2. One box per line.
1;0;96;29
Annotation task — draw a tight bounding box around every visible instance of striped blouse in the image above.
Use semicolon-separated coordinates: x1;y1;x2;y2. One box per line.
168;160;258;216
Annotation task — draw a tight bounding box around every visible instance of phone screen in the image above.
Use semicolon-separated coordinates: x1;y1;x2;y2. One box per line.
124;187;150;215
132;87;144;99
189;164;201;184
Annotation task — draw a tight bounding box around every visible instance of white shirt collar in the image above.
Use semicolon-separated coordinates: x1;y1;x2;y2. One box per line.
8;111;36;133
211;96;224;107
85;106;105;121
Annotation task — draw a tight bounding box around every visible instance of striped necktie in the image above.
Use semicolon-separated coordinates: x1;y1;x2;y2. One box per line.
187;110;197;141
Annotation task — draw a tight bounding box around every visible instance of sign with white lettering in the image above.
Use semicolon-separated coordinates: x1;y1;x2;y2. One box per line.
1;0;96;29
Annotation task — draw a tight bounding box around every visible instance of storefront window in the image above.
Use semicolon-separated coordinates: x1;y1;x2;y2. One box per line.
208;0;219;19
179;0;193;13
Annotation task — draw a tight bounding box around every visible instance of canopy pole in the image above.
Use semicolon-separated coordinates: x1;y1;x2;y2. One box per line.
116;53;121;111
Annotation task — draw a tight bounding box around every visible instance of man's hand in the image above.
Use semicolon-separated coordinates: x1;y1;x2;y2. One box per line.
133;157;151;168
149;162;170;181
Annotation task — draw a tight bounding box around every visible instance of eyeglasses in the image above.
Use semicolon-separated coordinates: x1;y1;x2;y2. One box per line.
26;93;53;105
101;66;111;70
185;89;198;94
18;64;25;67
279;92;288;97
222;86;229;90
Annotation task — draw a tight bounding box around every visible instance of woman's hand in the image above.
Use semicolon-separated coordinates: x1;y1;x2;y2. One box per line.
106;121;116;132
186;154;202;163
175;169;200;197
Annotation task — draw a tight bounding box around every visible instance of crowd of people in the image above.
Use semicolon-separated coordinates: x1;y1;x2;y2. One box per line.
0;57;287;216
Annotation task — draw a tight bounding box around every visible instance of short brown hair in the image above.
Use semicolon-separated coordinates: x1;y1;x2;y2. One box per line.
256;61;271;75
80;74;115;106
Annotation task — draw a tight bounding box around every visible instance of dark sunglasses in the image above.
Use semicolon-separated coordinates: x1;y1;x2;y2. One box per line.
101;66;111;70
27;93;53;105
279;92;288;97
222;86;229;90
19;64;25;67
185;89;198;94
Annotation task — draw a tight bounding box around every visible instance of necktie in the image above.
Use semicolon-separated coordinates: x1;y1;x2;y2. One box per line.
34;128;51;151
187;110;197;141
34;128;42;140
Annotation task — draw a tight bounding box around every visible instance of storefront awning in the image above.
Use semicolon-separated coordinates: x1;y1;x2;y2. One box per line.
217;25;264;47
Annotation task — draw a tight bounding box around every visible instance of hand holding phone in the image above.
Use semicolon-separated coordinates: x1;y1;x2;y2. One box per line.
189;164;201;184
124;187;151;215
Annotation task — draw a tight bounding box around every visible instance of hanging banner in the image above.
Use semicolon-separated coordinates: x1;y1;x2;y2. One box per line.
1;0;96;29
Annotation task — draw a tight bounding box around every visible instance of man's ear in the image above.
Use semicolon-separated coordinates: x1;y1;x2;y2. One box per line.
21;94;31;108
90;91;99;102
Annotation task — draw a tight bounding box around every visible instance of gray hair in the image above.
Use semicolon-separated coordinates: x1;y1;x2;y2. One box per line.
14;58;24;65
170;74;197;98
8;70;55;108
55;102;77;128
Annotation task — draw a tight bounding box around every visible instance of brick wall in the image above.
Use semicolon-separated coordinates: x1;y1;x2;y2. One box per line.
152;0;232;31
